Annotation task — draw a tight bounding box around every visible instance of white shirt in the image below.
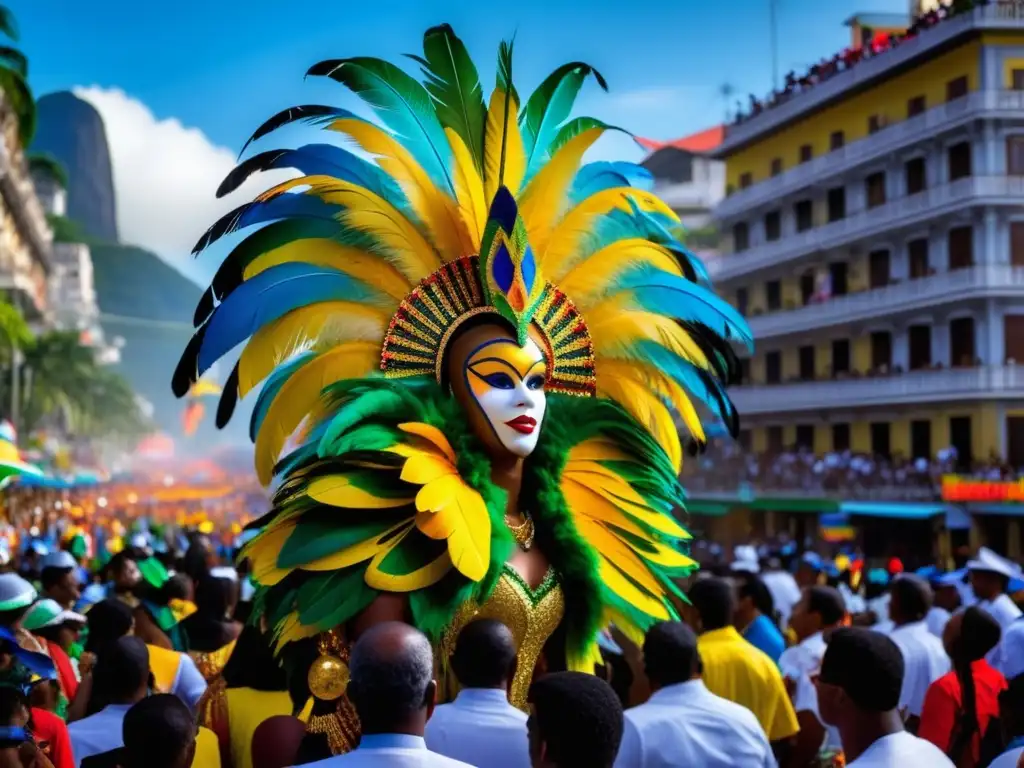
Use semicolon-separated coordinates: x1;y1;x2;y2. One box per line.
871;620;894;636
779;633;841;750
888;621;951;716
993;617;1024;680
68;703;131;767
988;746;1024;768
425;688;528;768
171;652;208;712
614;680;776;768
840;583;866;615
846;731;955;766
301;734;474;767
978;594;1023;668
761;570;801;628
926;606;950;639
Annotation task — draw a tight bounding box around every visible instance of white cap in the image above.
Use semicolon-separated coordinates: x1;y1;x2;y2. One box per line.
731;545;760;573
966;547;1022;580
210;566;239;582
39;551;77;571
130;533;149;550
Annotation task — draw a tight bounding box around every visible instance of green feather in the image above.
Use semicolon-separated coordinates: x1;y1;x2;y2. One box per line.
373;530;449;577
548;117;629;159
408;24;487;172
277;508;407;569
520;62;607;179
296;567;377;628
318;387;410;456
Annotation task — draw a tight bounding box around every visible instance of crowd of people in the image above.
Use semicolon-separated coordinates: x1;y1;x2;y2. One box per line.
731;0;993;126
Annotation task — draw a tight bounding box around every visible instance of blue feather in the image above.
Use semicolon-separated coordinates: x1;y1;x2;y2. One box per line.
570;162;652;204
634;340;734;424
193;194;340;254
250;352;317;441
197;264;383;373
611;265;753;351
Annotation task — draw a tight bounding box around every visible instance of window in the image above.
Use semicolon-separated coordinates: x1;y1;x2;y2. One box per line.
764;210;781;242
871;331;892;370
948;141;972;180
865;172;886;208
946;75;968;102
950;316;976;367
799;144;813;163
829;261;848;296
832;339;850;375
907;95;926;117
733;222;750;252
799;345;816;380
770;157;783;176
1013;69;1024;92
1008;136;1024;175
869;249;890;289
799;269;815;305
1009;417;1024;469
870;422;891;459
766;280;782;311
795;200;813;232
765;351;781;384
795;425;815;451
948;226;974;270
1005;315;1024;363
832;423;851;452
950;416;973;470
736;287;749;316
739;172;753;189
827;187;846;222
1012;222;1024;266
909;325;932;370
911;420;932;461
868;114;882;134
830;131;845;151
905;156;926;195
767;426;784;452
739;358;751;384
909;238;930;278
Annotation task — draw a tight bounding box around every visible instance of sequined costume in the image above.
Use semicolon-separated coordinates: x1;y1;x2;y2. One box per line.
173;24;751;754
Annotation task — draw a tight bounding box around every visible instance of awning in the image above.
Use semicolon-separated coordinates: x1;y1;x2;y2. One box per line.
945;506;972;530
840;502;949;520
684;500;732;517
966;504;1024;517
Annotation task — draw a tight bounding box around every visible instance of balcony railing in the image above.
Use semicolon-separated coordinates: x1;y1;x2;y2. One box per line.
746;265;1024;339
715;90;1024;222
729;364;1024;415
709;176;1024;282
716;2;1024;156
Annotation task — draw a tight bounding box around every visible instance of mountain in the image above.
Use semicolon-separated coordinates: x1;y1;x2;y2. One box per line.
31;91;118;242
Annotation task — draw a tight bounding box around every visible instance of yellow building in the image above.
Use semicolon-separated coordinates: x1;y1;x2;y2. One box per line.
709;5;1024;477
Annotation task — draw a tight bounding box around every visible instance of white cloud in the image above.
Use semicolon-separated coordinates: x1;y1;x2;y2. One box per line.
72;86;286;285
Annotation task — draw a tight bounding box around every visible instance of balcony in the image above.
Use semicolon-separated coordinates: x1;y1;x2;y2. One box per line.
747;265;1024;339
714;2;1024;156
715;90;1024;222
710;176;1024;283
729;364;1024;415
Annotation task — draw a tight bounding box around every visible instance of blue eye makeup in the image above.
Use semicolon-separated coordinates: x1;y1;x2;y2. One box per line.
526;374;545;391
481;372;516;389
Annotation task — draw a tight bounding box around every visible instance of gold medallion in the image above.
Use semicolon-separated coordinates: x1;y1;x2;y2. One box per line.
308;654;350;701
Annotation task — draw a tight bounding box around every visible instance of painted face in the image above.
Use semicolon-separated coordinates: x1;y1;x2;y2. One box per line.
463;336;547;458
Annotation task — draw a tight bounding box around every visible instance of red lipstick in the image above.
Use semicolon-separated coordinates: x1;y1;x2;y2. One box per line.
505;416;537;435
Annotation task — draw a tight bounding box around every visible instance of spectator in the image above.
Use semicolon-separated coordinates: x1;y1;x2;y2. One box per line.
303;622;471;766
734;572;785;664
181;575;243;683
780;586;846;765
121;695;203;768
687;577;798;755
969;549;1022;632
817;627;954;766
38;553;80;612
0;684;70;768
22;600;86;719
527;672;623;768
760;558;801;630
425;619;528;768
250;716;307;768
998;615;1024;683
919;607;1006;767
888;575;951;730
989;674;1024;768
614;621;775;767
68;637;150;764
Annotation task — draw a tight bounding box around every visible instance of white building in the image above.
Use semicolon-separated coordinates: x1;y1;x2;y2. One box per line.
640;126;726;231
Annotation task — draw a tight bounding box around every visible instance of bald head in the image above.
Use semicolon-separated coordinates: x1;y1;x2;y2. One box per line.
347;622;436;735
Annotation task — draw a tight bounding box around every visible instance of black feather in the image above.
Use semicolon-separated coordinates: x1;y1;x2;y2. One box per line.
305;59;345;79
217;150;292;198
240;104;340;156
171;325;209;398
193;288;215;328
192;201;262;255
215;363;241;429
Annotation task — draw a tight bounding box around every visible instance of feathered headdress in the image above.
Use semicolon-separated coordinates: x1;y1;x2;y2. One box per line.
173;24;750;486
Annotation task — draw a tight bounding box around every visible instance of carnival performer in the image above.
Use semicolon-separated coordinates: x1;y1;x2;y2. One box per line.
173;23;751;756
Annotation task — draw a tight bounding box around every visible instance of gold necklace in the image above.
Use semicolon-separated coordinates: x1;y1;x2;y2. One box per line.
506;512;534;551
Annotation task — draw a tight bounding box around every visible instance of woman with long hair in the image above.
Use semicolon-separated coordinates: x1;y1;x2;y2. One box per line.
181;576;242;683
919;606;1006;766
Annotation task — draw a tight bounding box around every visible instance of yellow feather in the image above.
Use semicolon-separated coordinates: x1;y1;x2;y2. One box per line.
254;342;380;484
605;608;646;647
399;451;457;486
588;307;713;370
397;423;457;464
246;523;297;587
413;474;491;582
307;474;414;509
364;525;454;592
329;118;473;260
483;88;526;203
567;438;631;463
541;188;680;280
444;128;487;248
244;239;411;302
566;639;602;674
562;478;660;541
596;368;682;471
239;302;388;398
188;379;222;397
598;556;671;620
559;240;683;304
274;612;321;650
300;519;414;573
574;517;664;594
563;461;688;538
518;127;605;257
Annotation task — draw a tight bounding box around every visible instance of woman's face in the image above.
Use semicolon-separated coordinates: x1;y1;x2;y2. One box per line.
448;322;547;460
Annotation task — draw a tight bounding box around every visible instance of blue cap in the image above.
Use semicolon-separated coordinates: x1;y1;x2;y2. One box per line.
935;569;967;586
915;566;939;580
0;626;55;680
867;568;890;586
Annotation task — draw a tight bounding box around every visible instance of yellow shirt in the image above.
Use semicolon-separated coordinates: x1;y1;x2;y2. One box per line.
697;626;800;742
194;725;221;768
224;688;293;768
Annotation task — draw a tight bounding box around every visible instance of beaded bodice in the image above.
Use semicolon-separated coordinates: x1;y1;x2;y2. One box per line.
439;562;565;710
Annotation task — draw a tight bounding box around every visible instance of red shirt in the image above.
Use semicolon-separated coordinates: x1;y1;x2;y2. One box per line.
918;660;1007;768
30;707;74;768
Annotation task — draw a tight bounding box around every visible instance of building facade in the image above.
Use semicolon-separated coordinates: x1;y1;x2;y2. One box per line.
640;126;726;231
710;4;1024;469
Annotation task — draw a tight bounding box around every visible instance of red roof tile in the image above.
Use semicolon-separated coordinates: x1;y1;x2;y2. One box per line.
637;125;725;153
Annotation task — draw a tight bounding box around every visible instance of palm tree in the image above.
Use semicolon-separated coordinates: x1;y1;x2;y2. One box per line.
0;6;34;145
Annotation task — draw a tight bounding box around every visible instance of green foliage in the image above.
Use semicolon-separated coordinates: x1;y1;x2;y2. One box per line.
0;6;32;145
27;152;68;188
0;299;30;348
45;214;85;245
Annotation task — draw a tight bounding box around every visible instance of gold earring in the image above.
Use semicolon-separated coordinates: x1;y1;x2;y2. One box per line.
307;629;350;702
